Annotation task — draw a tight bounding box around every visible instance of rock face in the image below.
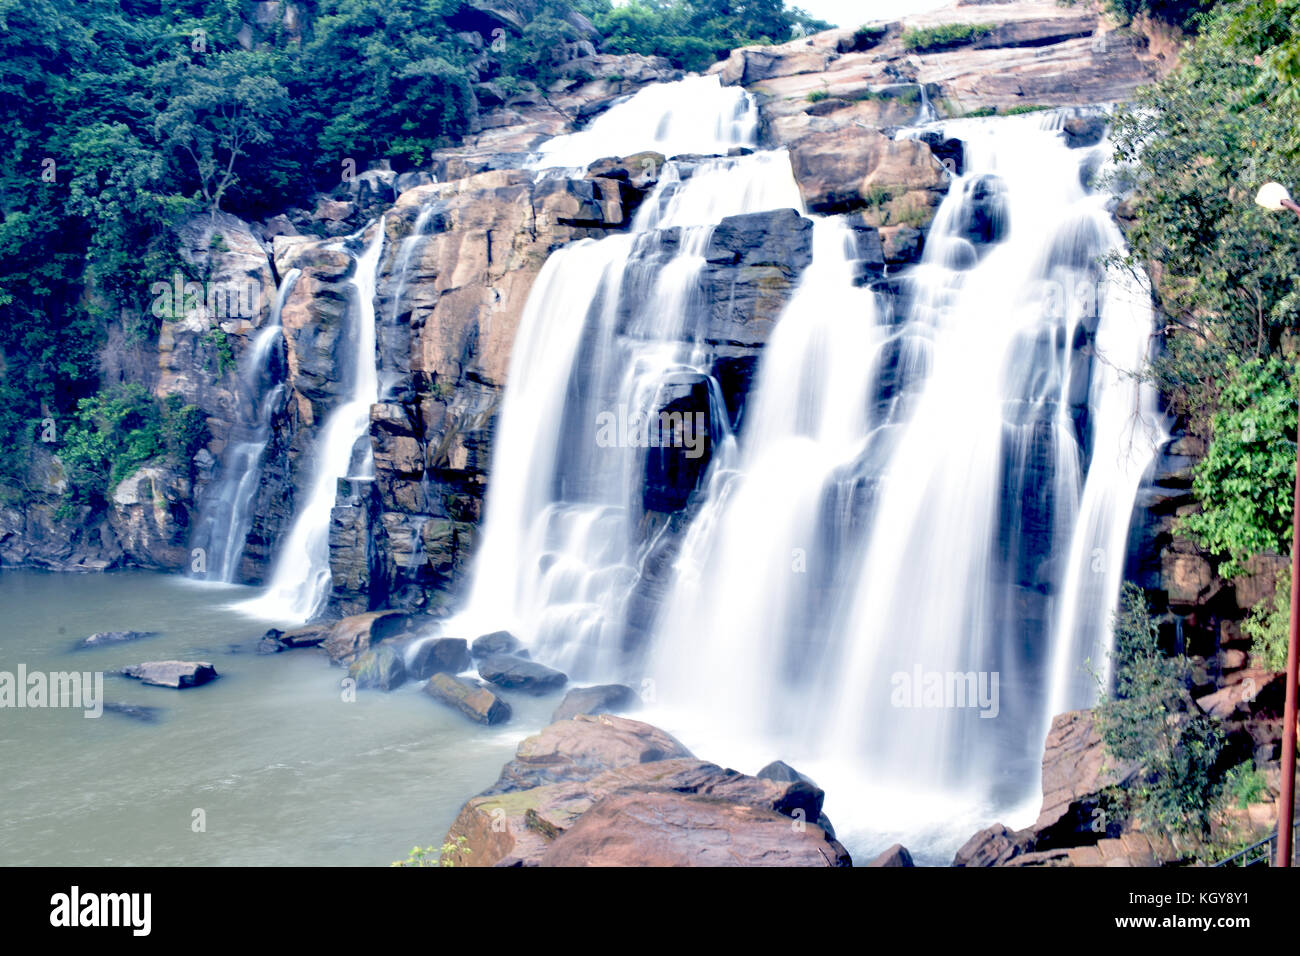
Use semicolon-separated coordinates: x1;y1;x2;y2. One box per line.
951;709;1176;867
121;661;219;689
444;715;851;866
425;672;513;725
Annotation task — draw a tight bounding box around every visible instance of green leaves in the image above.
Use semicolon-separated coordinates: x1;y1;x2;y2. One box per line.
1096;584;1226;837
1180;357;1297;578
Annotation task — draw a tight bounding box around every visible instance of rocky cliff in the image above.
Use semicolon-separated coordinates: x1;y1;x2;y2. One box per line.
0;0;1185;630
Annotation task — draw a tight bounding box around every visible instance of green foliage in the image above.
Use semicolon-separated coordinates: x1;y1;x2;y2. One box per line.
1221;761;1270;808
392;835;471;867
58;384;207;508
851;24;888;50
806;89;830;103
1242;563;1292;669
592;0;830;71
1096;584;1226;837
1179;358;1297;577
1104;0;1219;31
203;327;238;377
901;22;995;53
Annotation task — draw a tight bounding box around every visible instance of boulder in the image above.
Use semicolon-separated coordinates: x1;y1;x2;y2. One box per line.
788;126;945;220
1063;114;1106;148
75;630;159;650
425;672;512;725
551;684;640;722
486;714;693;793
867;843;916;867
1035;709;1138;836
471;630;524;657
539;791;851;867
408;637;472;679
320;610;414;666
348;646;407;691
445;722;851;866
270;623;332;649
477;654;567;695
121;661;218;689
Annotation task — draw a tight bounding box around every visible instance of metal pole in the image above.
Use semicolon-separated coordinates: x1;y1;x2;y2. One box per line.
1278;194;1300;867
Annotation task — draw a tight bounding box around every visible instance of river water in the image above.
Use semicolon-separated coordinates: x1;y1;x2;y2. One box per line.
0;570;560;866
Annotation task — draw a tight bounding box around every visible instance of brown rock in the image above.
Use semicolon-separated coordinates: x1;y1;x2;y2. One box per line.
121;661;218;689
1036;709;1137;834
867;843;915;867
486;713;693;793
320;610;415;665
424;672;512;725
538;791;849;867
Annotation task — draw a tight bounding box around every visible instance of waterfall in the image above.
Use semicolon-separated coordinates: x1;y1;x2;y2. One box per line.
453;91;1162;859
529;75;757;169
189;268;300;583
648;112;1164;854
240;225;384;621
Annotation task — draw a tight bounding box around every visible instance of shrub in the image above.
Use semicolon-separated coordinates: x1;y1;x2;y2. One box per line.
1242;563;1292;669
901;23;995;53
1096;584;1226;837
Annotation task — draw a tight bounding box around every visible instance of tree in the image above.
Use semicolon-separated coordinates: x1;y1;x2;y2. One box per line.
152;52;291;218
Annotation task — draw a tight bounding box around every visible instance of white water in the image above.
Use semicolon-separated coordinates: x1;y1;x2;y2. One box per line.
530;75;758;169
240;227;384;621
190;268;301;583
453;88;1162;861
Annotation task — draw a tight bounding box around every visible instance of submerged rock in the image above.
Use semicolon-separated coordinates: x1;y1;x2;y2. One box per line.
551;684;639;722
408;637;472;680
121;661;218;689
425;673;512;725
348;646;407;691
101;702;163;723
75;630;159;650
477;654;567;695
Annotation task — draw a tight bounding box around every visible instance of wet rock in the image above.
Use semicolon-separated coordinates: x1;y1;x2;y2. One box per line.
267;623;332;649
471;630;524;658
477;654;568;695
551;684;640;722
408;637;472;679
320;610;415;666
788;126;945;220
1063;114;1106;148
121;661;219;689
256;635;288;654
75;630;160;650
348;645;407;691
425;672;512;725
867;843;915;867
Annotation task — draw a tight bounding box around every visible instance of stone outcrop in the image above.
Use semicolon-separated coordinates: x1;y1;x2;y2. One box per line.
444;714;850;866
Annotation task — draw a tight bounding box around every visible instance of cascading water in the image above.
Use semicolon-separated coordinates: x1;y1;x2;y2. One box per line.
647;111;1164;859
189;268;300;583
441;74;803;674
240;226;384;621
453;85;1163;862
528;74;757;169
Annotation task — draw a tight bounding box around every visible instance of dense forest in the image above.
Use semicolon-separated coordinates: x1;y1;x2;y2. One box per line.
0;0;828;499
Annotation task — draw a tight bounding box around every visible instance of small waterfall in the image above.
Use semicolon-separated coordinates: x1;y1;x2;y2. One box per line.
529;75;758;169
189;268;300;583
240;226;384;621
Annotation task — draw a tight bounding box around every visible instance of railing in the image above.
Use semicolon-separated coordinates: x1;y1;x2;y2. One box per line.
1216;817;1300;867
